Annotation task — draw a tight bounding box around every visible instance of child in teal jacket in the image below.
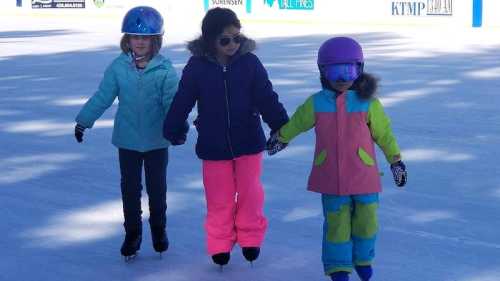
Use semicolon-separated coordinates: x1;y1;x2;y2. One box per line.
74;6;180;260
267;37;408;281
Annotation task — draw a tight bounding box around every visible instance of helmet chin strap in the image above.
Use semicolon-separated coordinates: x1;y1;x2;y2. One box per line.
132;51;147;62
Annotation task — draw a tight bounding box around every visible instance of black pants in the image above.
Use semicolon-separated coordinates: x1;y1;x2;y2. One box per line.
118;148;168;233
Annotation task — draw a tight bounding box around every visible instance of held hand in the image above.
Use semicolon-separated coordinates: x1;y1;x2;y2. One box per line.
74;124;86;143
266;132;287;156
170;138;186;146
390;160;407;188
169;121;189;146
170;134;186;146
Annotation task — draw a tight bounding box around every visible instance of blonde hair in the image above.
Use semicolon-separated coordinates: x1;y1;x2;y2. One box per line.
120;34;163;57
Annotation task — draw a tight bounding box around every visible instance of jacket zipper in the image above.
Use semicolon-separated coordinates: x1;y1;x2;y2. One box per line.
223;65;235;158
138;67;144;151
336;91;343;194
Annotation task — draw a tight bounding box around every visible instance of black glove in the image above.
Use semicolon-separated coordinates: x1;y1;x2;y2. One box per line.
170;121;189;146
74;124;86;143
390;160;407;187
170;136;186;146
266;132;287;156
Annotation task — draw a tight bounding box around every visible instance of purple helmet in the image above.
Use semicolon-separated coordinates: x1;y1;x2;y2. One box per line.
317;37;363;66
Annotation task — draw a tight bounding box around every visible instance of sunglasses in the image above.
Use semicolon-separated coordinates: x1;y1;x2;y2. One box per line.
324;63;360;82
218;35;242;47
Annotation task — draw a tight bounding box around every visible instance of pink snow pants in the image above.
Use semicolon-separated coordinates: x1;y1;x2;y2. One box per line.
202;152;268;255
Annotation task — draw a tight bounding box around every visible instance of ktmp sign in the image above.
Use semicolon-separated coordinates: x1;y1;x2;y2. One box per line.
392;0;452;16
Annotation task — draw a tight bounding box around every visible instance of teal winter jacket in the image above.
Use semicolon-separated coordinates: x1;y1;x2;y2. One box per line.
76;53;178;152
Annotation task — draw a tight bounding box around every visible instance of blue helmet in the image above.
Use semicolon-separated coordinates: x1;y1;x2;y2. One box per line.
122;6;164;35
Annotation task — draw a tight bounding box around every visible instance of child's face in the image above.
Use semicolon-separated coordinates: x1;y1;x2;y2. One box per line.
129;35;153;58
215;25;241;59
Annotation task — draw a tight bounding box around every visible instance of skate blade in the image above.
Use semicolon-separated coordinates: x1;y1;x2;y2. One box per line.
124;254;137;262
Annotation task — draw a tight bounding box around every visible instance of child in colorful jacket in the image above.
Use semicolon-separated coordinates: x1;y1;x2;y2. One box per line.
266;37;408;281
74;6;180;260
163;8;288;267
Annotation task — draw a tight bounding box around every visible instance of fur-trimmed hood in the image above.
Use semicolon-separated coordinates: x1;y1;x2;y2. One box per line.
350;72;379;99
187;35;256;58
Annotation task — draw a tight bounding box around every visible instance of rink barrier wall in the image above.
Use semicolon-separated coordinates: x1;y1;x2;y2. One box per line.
2;0;500;28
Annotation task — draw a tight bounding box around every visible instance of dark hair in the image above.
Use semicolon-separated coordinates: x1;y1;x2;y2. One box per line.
320;72;379;99
120;34;163;57
201;7;241;55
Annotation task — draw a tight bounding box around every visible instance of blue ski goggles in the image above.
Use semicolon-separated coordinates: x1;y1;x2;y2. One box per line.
324;63;361;82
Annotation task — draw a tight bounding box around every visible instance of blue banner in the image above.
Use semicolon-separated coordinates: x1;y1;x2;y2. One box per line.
264;0;314;10
472;0;482;27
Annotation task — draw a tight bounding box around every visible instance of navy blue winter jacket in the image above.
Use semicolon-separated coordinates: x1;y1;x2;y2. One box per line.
163;36;289;160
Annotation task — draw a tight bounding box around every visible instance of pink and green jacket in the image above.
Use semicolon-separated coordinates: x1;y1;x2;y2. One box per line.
279;89;401;195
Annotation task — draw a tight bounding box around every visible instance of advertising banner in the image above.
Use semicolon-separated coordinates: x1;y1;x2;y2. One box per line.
206;0;466;26
204;0;252;13
391;0;452;16
11;0;496;29
427;0;453;15
262;0;314;10
204;0;315;13
87;0;128;10
92;0;104;8
31;0;85;9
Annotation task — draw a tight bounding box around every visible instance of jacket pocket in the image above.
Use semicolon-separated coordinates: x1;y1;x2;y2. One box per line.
247;110;261;128
314;149;327;166
358;147;374;166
